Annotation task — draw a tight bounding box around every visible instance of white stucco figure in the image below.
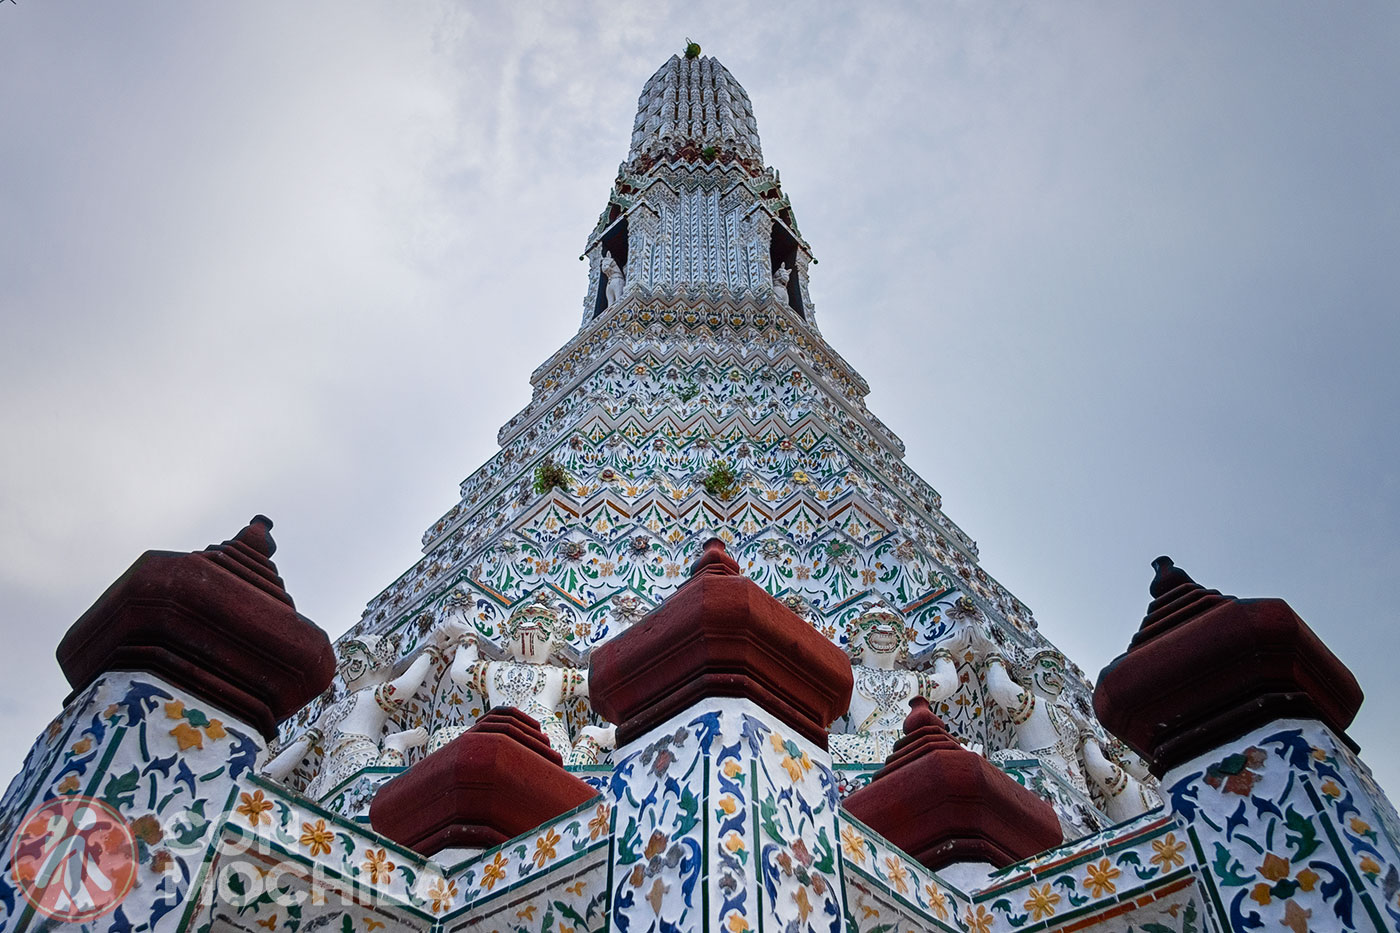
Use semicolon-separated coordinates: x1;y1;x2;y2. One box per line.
982;649;1085;790
1080;734;1158;823
262;729;321;785
602;252;626;308
772;263;792;306
268;634;436;796
448;593;616;764
829;610;958;764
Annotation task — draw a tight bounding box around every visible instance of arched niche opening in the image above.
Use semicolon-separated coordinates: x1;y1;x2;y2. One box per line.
769;222;804;318
593;217;629;319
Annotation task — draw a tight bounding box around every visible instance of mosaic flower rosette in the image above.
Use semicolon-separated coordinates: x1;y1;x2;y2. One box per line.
968;814;1204;933
0;673;263;933
199;773;611;933
836;812;967;933
1164;719;1400;932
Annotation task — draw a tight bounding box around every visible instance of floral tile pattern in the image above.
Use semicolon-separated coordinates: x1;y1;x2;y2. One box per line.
1162;719;1400;932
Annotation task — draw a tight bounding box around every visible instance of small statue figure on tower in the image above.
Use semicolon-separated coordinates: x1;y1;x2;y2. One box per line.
1079;733;1158;822
772;262;792;307
601;252;626;309
982;647;1087;792
448;593;616;764
829;609;958;764
267;634;439;797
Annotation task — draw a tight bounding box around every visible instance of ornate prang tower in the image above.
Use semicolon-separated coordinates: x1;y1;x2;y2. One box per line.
6;45;1398;933
269;48;1156;840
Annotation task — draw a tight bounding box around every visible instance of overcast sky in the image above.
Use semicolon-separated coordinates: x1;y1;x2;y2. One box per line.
2;3;1397;794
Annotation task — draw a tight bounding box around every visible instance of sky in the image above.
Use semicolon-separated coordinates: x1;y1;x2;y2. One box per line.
2;3;1397;793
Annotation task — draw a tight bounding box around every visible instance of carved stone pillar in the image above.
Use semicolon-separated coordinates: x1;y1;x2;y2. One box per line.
589;538;854;933
0;517;335;933
1096;557;1397;931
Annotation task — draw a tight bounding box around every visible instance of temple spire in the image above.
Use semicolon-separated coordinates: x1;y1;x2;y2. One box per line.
626;47;763;173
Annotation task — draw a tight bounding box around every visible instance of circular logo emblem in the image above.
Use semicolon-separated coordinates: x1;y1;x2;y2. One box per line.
9;796;138;921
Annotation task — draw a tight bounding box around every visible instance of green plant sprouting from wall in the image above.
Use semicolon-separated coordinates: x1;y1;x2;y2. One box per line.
533;456;571;496
703;461;740;501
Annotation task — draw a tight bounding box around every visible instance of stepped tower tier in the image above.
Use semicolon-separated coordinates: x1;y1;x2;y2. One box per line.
582;52;812;324
268;47;1156;841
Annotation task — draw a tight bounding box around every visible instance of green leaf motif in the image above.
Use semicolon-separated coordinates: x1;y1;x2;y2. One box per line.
759;797;785;846
676;787;700;836
171;800;209;848
617;817;641;865
1052;873;1090;907
1283;806;1321;860
1211;842;1252;887
103;767;141;807
813;826;835;874
553;901;589;927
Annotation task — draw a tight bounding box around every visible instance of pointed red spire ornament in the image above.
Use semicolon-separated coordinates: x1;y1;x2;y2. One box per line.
56;516;336;739
589;538;853;747
843;697;1062;871
1095;556;1363;776
370;707;598;856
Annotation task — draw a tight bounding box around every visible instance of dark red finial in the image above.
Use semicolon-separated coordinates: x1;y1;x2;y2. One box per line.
903;695;938;734
234;515;277;558
689;537;740;576
590;533;854;749
370;705;598;856
844;695;1063;870
1097;559;1364;775
1149;556;1195;599
56;516;335;739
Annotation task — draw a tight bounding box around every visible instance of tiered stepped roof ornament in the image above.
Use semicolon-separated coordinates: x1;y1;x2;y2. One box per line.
844;696;1062;878
1096;555;1365;774
57;515;335;739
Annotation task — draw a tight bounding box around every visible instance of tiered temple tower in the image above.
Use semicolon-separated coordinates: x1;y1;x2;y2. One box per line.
266;50;1156;839
4;46;1398;933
